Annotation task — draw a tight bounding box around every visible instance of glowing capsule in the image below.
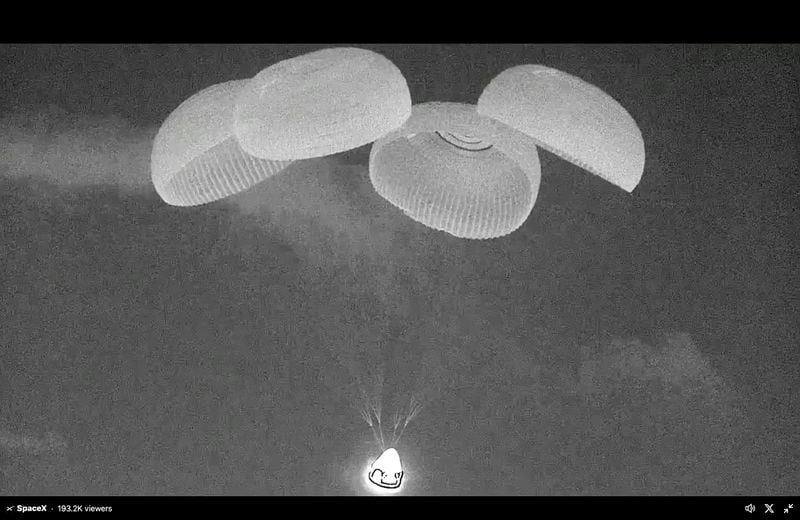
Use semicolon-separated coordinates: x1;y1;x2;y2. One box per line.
369;102;541;239
478;64;645;192
368;447;404;490
150;80;293;206
233;47;411;161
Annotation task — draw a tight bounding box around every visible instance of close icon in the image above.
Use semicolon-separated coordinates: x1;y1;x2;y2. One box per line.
766;504;775;514
745;504;755;513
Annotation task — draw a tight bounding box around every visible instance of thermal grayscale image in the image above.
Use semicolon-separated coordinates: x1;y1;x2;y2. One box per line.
0;44;797;496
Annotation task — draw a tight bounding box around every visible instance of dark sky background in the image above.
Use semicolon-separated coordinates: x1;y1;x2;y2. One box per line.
0;44;797;495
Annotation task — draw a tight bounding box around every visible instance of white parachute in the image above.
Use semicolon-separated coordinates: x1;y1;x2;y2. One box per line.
151;47;645;234
477;64;646;193
233;47;411;162
150;47;412;207
368;102;542;239
150;80;293;207
149;49;648;479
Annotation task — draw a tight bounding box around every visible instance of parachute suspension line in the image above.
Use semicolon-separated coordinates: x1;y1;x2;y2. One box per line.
354;372;386;449
352;361;390;451
375;407;386;450
370;420;384;449
370;397;384;449
390;396;423;446
390;410;404;447
378;424;386;450
393;419;411;445
359;403;374;428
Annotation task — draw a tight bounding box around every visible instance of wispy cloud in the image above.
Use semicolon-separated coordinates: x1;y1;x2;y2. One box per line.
0;103;461;311
0;105;156;192
227;155;448;304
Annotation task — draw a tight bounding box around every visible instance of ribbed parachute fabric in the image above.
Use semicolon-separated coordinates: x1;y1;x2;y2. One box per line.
369;102;541;239
478;65;645;193
151;51;645;239
151;80;293;206
233;47;412;162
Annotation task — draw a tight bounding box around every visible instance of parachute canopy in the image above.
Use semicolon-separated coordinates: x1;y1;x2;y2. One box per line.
151;49;645;239
233;47;412;162
150;80;293;206
477;64;645;193
368;102;542;239
151;47;411;207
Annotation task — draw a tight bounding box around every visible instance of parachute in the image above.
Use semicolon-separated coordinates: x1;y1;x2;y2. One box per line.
150;80;293;207
366;66;645;238
151;48;412;207
368;102;542;239
149;49;648;489
152;48;645;231
233;47;412;161
477;64;646;193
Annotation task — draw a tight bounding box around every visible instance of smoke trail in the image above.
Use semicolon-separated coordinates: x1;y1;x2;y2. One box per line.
0;105;156;193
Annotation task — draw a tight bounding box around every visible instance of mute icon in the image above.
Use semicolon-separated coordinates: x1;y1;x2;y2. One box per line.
745;504;755;514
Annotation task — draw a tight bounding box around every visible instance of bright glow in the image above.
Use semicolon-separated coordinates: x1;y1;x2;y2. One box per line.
366;448;404;491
